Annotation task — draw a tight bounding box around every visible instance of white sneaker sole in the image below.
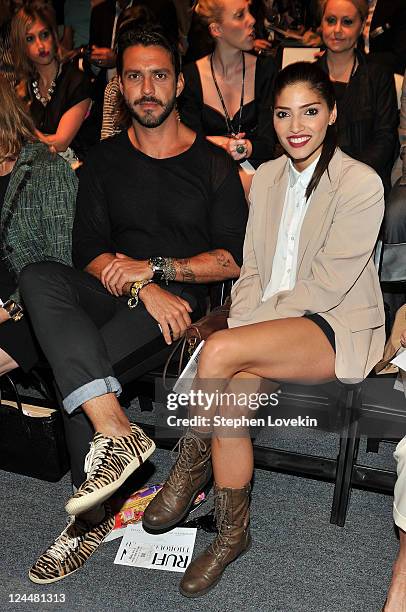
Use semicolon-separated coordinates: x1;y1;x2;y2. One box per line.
28;518;115;584
65;441;156;516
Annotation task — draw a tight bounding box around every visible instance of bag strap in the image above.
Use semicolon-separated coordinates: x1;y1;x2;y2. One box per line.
162;337;188;391
0;374;32;436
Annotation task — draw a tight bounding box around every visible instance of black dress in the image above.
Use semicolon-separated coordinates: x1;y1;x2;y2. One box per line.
179;54;277;168
29;61;92;159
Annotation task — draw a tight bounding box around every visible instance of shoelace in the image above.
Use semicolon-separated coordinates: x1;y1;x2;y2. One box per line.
46;518;84;563
168;434;208;489
84;436;112;479
210;490;230;556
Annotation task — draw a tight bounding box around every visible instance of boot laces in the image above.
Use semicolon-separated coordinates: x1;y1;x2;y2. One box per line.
210;489;230;556
168;433;208;489
46;518;85;563
84;437;112;479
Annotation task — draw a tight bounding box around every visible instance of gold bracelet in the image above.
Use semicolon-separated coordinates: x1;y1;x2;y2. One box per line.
3;299;24;321
127;280;153;309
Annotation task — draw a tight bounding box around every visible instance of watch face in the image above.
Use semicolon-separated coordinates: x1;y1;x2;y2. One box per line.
150;256;166;270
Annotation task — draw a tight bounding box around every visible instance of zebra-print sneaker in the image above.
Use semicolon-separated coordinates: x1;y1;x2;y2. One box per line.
28;504;115;584
65;423;155;516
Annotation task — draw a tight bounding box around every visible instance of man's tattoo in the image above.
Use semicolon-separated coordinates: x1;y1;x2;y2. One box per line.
208;250;231;268
177;258;196;282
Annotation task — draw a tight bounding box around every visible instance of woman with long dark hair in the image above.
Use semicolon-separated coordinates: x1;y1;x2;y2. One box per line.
144;61;385;597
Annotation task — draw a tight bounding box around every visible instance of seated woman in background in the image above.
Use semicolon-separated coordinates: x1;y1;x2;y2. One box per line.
11;0;92;163
143;62;385;597
0;76;76;377
179;0;277;187
316;0;398;195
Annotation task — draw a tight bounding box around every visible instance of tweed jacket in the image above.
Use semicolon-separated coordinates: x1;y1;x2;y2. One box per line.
0;142;77;303
229;148;385;383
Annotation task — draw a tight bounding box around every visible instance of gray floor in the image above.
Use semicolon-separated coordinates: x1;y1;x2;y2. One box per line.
1;398;398;612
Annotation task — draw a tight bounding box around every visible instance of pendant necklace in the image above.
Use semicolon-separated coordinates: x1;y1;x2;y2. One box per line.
328;53;357;84
210;51;246;155
32;63;60;106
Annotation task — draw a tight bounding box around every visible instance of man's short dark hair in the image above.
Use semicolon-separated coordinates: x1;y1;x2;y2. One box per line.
116;26;181;80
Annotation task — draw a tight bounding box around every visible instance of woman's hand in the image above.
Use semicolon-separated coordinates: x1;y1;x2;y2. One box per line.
253;38;272;55
227;134;252;161
90;46;116;68
206;134;252;161
401;330;406;347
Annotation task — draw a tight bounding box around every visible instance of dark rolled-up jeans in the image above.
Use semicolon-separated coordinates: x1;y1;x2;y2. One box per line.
20;262;204;487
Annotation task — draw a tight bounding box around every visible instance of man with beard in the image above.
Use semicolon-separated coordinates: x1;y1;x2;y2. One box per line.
21;26;248;584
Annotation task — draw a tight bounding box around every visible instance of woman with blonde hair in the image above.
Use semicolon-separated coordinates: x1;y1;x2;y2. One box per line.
179;0;277;172
0;75;76;375
11;0;92;161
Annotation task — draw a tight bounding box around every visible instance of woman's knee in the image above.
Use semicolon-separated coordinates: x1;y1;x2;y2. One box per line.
199;330;238;374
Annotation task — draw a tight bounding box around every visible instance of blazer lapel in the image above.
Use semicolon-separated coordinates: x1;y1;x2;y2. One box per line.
296;149;342;270
262;162;289;285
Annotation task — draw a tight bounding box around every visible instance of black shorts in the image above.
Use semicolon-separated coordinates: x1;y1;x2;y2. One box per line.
304;313;336;353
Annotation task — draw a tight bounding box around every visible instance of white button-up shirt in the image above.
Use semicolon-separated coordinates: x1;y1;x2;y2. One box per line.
262;156;319;302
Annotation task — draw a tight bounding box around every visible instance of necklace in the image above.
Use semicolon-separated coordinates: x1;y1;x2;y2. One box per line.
32;64;59;106
327;53;357;84
210;51;246;140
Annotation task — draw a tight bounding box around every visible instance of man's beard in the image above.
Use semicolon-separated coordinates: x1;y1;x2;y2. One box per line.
124;94;177;128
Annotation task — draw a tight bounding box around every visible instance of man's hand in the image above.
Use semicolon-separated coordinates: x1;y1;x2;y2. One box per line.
0;308;10;324
139;284;192;345
90;46;116;68
101;253;152;296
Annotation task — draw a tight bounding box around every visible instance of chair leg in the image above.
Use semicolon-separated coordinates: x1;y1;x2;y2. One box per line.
330;385;361;526
366;437;380;453
335;418;360;527
139;395;154;412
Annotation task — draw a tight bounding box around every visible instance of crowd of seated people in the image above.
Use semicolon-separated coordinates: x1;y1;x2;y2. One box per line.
2;0;406;608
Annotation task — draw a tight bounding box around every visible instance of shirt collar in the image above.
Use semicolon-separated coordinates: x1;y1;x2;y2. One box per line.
288;155;320;190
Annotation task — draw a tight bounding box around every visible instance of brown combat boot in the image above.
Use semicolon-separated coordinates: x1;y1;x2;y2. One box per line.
179;483;251;598
142;431;212;533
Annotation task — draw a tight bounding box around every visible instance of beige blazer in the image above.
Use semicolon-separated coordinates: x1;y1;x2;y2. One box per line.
229;148;385;383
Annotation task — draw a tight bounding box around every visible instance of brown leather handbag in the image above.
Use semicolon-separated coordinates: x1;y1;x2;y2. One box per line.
163;297;231;387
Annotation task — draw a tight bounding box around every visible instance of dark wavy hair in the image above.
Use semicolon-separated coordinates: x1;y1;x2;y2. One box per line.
274;61;337;201
116;25;181;80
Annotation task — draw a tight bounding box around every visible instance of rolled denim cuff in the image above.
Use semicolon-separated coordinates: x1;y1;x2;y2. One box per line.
63;376;122;414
